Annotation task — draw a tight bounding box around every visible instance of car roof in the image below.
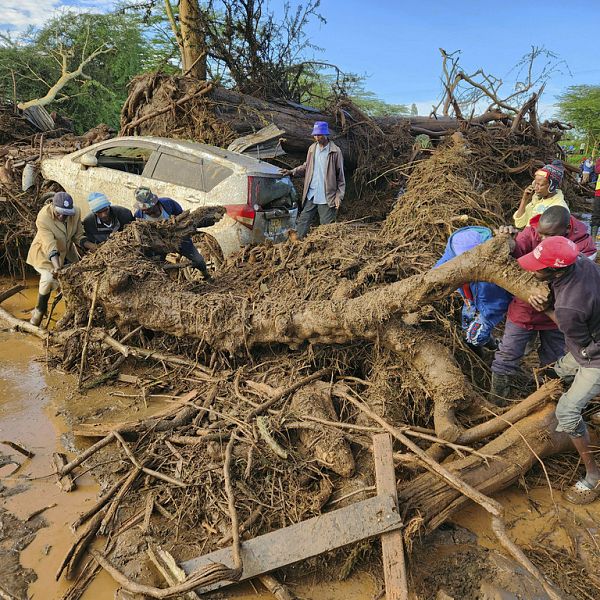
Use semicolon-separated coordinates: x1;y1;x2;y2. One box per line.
81;136;282;175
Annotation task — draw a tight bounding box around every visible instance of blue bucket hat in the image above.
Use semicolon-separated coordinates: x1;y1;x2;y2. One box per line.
311;121;329;136
88;192;111;213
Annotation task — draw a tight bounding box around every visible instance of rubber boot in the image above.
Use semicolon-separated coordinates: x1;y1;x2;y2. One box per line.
30;292;50;326
489;372;512;407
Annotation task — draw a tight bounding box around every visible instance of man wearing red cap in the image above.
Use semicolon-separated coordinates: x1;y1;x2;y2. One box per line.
280;121;345;239
490;206;596;401
519;236;600;504
513;162;568;229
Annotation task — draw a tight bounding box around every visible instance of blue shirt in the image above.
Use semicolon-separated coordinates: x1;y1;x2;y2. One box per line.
307;143;329;205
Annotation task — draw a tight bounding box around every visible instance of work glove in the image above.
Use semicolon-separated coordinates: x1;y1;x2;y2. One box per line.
461;303;477;331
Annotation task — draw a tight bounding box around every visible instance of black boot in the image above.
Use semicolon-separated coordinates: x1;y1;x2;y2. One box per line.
489;372;512;407
30;292;50;326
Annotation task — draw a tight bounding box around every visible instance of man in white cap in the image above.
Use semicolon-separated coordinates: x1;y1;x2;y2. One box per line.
280;121;345;239
519;235;600;504
26;192;96;325
83;192;134;244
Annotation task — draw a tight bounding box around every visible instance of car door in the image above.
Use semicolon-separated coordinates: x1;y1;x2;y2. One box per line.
75;141;159;211
146;150;208;209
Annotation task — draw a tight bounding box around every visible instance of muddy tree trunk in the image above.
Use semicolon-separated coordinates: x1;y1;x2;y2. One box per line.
61;223;547;356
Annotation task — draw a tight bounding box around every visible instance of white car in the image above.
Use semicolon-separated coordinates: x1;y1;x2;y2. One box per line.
41;136;298;257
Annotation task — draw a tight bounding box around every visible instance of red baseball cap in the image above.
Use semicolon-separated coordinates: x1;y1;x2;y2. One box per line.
517;236;579;271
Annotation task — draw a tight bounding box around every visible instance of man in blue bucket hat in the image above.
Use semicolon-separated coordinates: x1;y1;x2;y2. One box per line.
280;121;345;239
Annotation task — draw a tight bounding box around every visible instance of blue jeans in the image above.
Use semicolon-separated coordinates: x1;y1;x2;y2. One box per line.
296;198;337;239
554;353;600;437
491;319;565;375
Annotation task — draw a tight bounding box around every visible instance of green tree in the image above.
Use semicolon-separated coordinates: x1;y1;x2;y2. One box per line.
0;11;154;132
557;85;600;152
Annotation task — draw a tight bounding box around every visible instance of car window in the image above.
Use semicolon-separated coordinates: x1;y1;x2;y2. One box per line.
203;159;233;192
152;153;203;191
96;146;153;176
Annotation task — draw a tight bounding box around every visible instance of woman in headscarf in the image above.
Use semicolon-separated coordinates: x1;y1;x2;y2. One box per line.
513;161;568;229
26;192;96;326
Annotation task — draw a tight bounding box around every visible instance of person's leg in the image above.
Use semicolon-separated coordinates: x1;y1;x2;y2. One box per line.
30;268;58;326
538;328;566;367
316;204;337;226
490;320;534;404
179;238;211;279
554;354;600;500
295;199;318;239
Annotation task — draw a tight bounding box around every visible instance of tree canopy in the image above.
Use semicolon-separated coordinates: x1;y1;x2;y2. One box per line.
557;85;600;148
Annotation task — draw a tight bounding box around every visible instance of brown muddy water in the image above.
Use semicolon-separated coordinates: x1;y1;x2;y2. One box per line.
1;279;599;599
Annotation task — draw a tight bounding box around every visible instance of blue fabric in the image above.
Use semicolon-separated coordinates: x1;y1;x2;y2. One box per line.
134;198;183;220
311;121;329;135
435;226;512;345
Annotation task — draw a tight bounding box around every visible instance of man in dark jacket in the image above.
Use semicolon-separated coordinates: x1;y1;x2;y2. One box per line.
280;121;345;239
491;207;596;401
134;187;211;280
435;226;512;350
519;236;600;504
82;192;134;244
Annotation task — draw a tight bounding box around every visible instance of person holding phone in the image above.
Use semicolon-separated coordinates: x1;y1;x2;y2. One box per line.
513;162;568;229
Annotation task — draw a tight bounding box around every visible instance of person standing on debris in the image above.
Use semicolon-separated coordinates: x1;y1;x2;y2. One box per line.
513;162;568;229
582;157;594;185
280;121;345;239
26;192;97;326
491;207;597;402
434;226;512;352
133;187;211;280
518;236;600;504
82;192;134;244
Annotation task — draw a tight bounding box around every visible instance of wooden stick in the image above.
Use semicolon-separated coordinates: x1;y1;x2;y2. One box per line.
0;284;24;304
0;305;49;339
99;467;141;535
113;431;186;487
57;432;116;478
224;434;243;571
78;280;99;388
247;368;333;419
339;390;564;600
258;574;297;600
89;549;240;599
0;440;34;458
373;434;408;600
457;380;561;445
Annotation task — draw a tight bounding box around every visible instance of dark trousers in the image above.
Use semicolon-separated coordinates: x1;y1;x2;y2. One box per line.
296;198;337;239
179;238;207;271
491;319;565;375
592;196;600;228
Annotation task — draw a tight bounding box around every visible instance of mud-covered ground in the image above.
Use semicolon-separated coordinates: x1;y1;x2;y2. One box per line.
1;279;600;600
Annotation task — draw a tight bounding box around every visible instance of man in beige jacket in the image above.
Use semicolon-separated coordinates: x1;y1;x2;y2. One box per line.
27;192;96;325
281;121;345;239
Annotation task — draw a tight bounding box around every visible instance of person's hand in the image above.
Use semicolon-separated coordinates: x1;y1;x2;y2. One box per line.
86;242;98;252
522;183;535;199
279;168;292;177
334;197;341;210
528;294;548;312
496;225;518;236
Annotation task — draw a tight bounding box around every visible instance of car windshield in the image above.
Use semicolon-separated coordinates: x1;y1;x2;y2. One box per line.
252;176;297;208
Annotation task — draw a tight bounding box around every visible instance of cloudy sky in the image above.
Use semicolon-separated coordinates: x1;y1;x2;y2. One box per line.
2;0;597;116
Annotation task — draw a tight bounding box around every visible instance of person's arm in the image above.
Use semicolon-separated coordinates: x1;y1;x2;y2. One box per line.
556;307;595;357
74;216;96;251
169;199;183;216
334;152;345;209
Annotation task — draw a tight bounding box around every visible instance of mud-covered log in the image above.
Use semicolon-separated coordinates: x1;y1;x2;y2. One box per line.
61;222;547;355
397;403;571;532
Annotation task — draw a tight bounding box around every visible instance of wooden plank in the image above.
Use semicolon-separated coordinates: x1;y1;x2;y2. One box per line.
182;493;402;592
373;434;408;600
52;452;75;492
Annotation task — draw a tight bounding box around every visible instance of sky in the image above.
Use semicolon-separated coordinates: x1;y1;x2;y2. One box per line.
1;0;598;117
